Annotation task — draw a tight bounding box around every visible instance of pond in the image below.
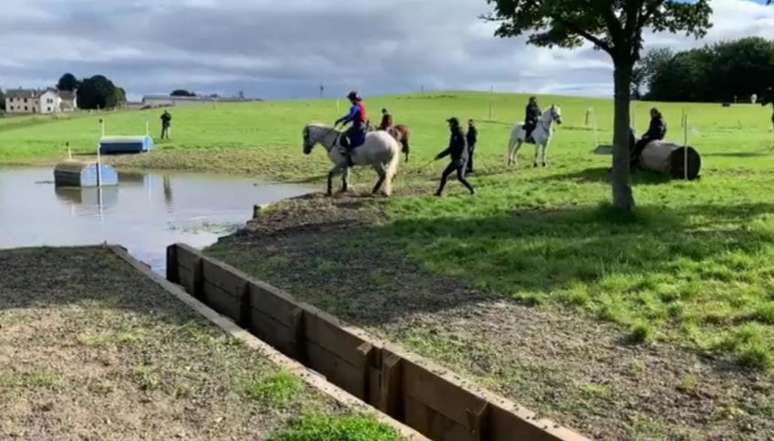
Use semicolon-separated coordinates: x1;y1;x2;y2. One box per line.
0;167;312;272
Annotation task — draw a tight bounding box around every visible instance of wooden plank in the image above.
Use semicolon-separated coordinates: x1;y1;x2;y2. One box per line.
202;258;247;297
166;245;179;283
403;360;488;429
175;243;201;271
306;341;366;399
304;311;372;369
202;280;241;322
488;404;586;441
404;396;471;441
249;281;300;326
246;307;295;355
178;265;195;294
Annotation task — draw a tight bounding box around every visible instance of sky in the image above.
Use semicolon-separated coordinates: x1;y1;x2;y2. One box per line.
1;0;773;101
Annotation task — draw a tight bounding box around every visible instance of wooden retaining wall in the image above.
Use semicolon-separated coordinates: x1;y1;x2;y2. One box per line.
167;243;589;441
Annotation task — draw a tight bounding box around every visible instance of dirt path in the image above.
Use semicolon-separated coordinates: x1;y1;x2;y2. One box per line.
209;194;774;441
0;247;345;440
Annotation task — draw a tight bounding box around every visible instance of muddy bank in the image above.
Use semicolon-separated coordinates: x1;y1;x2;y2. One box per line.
0;246;345;440
209;194;774;441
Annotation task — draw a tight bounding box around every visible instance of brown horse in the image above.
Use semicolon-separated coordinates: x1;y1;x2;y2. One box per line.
369;123;411;162
388;125;411;162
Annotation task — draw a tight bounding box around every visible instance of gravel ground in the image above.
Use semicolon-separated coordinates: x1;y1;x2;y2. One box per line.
0;246;343;441
209;193;774;441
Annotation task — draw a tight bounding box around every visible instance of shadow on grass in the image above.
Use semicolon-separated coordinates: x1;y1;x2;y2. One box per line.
213;200;774;335
539;166;672;186
703;150;774;158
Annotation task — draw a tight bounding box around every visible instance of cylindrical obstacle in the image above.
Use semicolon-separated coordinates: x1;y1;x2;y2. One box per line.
639;141;702;180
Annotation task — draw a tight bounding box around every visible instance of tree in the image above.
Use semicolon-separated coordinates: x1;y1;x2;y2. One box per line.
57;73;80;92
634;47;673;98
77;75;118;109
113;87;127;107
484;0;712;211
170;89;196;97
0;88;5;111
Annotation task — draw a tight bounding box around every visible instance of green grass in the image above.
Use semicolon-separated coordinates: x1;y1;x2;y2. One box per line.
268;415;399;441
242;370;305;409
3;91;774;370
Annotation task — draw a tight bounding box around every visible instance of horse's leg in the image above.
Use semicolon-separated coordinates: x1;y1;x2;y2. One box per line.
507;137;515;166
340;167;350;193
327;164;344;196
542;140;550;167
371;164;386;195
533;143;540;168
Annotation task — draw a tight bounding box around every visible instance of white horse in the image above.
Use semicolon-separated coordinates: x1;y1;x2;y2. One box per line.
507;105;563;167
303;123;402;196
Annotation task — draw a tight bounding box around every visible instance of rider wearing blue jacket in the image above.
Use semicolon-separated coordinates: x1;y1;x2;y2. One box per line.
336;91;368;147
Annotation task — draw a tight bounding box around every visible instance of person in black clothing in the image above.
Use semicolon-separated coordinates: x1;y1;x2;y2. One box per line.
160;110;172;139
631;108;667;168
435;117;475;196
466;119;478;174
524;96;541;142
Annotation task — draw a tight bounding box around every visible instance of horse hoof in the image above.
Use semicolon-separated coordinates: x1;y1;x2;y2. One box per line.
533;163;538;168
542;162;547;168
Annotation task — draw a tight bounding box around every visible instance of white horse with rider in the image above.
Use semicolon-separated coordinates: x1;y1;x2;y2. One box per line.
507;105;563;167
303;123;402;196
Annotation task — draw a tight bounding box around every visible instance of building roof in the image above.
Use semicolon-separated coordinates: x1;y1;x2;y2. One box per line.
59;91;77;100
6;88;60;99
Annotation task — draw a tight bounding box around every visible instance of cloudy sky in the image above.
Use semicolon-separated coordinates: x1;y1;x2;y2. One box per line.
1;0;773;101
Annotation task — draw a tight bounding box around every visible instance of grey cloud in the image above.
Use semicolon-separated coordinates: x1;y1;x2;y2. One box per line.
1;0;772;100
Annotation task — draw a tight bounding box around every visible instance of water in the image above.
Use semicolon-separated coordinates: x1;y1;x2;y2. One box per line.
0;167;312;272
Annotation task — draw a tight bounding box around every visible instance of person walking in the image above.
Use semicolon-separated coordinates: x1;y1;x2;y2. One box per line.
631;107;667;168
435;117;475;197
466;119;478;174
160;110;172;140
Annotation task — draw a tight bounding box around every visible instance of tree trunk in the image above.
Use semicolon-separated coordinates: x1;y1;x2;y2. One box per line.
611;62;635;212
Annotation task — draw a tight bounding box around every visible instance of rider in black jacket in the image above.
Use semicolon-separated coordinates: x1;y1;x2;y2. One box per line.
435;117;475;196
524;96;541;142
631;108;667;168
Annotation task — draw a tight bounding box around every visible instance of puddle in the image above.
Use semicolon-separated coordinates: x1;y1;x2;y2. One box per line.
0;167;312;272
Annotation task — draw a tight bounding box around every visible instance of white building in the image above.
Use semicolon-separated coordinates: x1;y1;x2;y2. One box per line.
4;88;77;114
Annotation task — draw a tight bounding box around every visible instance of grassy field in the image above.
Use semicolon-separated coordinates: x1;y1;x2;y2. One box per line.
0;247;398;440
2;92;774;438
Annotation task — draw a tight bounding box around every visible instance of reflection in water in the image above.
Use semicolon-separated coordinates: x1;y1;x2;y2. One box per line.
0;167;311;272
55;186;119;207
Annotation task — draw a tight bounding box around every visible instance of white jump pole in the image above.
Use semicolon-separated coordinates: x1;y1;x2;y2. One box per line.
96;142;102;188
589;107;599;148
683;113;689;180
145;120;150;137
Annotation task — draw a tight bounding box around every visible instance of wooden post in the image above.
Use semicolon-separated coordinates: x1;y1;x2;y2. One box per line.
466;402;491;441
379;353;404;420
166;245;179;283
683;113;689;180
290;308;308;364
192;258;204;300
357;342;375;403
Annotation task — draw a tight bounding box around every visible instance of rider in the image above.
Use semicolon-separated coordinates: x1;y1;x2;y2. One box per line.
631;107;667;169
379;108;394;130
335;91;369;165
524;96;541;143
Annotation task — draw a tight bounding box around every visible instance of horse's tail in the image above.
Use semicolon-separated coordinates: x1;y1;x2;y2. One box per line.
383;139;402;196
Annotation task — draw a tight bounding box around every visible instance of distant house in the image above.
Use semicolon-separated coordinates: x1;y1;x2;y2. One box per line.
59;90;78;112
4;88;77;114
